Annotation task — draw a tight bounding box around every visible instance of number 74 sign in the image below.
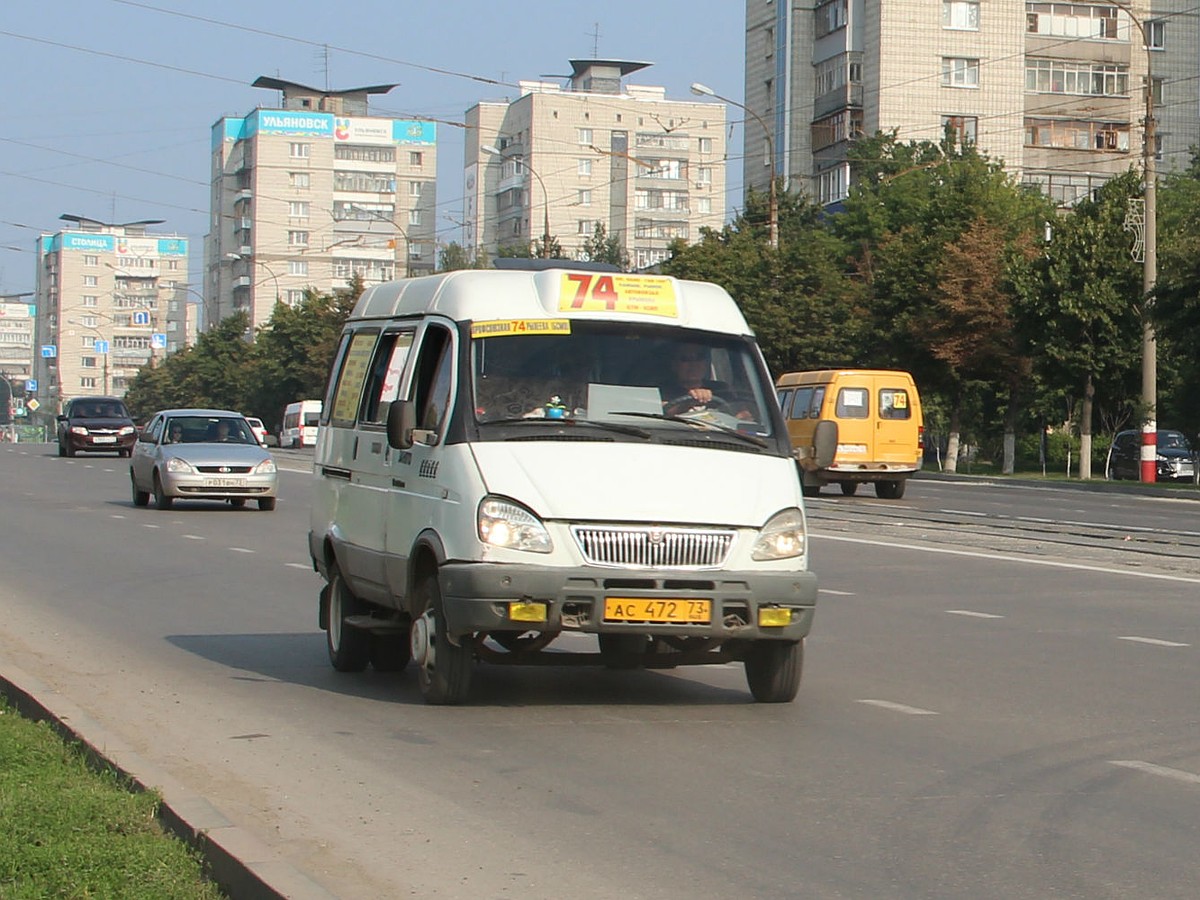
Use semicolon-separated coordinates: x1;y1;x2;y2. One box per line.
558;273;678;318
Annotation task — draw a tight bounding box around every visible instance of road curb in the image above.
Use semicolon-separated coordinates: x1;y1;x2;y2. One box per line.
0;659;338;900
914;469;1200;500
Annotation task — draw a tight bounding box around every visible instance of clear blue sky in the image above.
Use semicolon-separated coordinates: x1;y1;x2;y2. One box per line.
0;0;747;297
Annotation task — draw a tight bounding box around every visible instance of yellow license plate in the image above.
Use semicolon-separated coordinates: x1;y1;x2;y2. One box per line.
603;598;711;624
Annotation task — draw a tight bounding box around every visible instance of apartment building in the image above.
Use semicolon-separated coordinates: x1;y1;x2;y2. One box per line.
745;0;1198;207
207;77;438;332
32;217;190;412
465;60;727;271
0;297;35;386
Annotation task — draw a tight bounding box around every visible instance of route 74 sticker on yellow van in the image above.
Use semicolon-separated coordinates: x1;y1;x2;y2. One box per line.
558;273;678;317
470;319;572;338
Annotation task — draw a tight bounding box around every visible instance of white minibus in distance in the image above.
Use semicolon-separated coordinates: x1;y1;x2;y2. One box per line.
281;400;322;448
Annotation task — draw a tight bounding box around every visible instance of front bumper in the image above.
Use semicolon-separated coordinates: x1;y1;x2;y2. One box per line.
437;562;817;642
160;470;278;499
66;432;137;453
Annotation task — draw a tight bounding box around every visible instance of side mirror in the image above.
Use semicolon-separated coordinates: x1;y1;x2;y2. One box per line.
386;399;416;450
813;419;838;469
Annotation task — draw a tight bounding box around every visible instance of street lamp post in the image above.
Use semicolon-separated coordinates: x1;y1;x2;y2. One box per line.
1113;1;1158;483
691;81;778;249
225;253;281;305
347;204;413;277
481;145;552;259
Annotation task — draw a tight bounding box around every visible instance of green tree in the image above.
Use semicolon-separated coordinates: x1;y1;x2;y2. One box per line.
439;242;489;271
580;223;629;270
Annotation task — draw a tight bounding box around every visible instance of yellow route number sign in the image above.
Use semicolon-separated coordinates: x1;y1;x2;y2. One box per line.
559;273;678;318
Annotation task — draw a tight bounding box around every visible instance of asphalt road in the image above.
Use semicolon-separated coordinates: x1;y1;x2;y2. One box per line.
2;444;1199;899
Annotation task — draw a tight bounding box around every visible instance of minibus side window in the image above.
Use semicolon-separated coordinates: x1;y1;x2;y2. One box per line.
879;388;911;420
810;387;826;418
789;387;814;420
776;389;793;416
328;331;380;428
412;327;454;437
835;387;869;418
361;330;416;426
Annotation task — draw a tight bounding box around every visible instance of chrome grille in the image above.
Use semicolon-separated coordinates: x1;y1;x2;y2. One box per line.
196;465;253;474
572;526;735;569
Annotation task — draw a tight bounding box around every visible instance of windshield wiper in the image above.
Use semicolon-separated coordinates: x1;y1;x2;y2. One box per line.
609;412;769;448
479;417;651;439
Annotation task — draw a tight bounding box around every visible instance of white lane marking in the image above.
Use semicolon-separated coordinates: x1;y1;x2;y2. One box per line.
182;534;205;541
811;533;1200;585
1118;636;1189;648
820;589;855;596
939;508;986;517
1110;760;1200;785
229;547;255;554
141;523;160;529
110;514;126;519
946;609;1004;619
857;699;939;716
102;468;115;473
285;562;310;570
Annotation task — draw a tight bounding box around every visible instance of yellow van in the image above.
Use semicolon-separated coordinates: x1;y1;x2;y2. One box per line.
776;369;923;499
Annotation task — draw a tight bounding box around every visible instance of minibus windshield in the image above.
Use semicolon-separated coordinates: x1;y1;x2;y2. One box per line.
471;322;775;438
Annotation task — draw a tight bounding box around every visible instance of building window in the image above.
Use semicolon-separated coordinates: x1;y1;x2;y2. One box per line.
1024;118;1130;151
82;295;98;307
289;201;310;218
81;315;98;327
286;290;305;306
290;172;311;188
942;1;979;30
289;142;310;158
1148;19;1166;49
577;128;594;145
817;164;850;205
697;197;712;214
83;254;98;266
578;158;593;176
696;167;712;186
408;209;421;226
1026;4;1127;41
698;137;713;154
811;110;864;148
942;58;980;88
288;230;310;247
81;357;96;368
578;220;594;235
409;181;422;197
578;189;592;206
942;115;978;145
289;260;308;276
83;275;98;287
816;0;848;37
409;151;424;167
80;377;97;388
1025;59;1128;96
81;336;94;348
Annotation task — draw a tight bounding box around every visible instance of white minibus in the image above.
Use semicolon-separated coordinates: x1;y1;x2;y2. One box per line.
281;400;321;448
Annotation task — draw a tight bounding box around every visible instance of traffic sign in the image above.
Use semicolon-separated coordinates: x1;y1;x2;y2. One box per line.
151;333;167;349
94;339;110;354
132;310;150;326
40;345;57;358
27;399;40;412
26;379;37;392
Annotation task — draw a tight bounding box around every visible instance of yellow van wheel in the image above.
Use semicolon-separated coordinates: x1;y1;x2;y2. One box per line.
875;480;906;500
839;482;858;496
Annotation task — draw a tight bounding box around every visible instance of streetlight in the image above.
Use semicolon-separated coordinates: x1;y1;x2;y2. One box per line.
347;204;413;277
225;253;281;303
481;145;552;259
691;81;778;249
1112;1;1158;483
64;316;111;395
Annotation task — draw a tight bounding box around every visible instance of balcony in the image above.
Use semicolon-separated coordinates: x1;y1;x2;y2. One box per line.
233;276;251;289
236;189;253;202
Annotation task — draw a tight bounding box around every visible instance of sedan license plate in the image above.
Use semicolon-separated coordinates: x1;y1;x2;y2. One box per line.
604;597;711;624
204;477;246;488
91;435;117;444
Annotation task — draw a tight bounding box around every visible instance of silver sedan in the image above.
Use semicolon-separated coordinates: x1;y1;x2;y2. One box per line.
130;409;278;511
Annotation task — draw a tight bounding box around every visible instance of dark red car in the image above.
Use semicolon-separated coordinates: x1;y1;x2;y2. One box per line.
56;396;138;458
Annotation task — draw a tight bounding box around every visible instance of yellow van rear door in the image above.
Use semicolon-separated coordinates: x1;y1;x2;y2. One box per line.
832;381;874;464
874;378;917;466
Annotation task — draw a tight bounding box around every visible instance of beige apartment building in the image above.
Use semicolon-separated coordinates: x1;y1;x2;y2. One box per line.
0;297;36;386
745;0;1198;207
465;60;727;270
32;218;191;412
206;78;438;333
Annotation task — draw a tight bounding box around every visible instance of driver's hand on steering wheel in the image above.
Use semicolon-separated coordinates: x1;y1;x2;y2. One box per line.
686;387;713;404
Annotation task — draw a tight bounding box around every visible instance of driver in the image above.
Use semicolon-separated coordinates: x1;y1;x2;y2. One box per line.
660;344;721;416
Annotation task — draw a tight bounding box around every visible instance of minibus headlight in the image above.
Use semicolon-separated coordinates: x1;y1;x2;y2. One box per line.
751;508;806;561
478;496;553;553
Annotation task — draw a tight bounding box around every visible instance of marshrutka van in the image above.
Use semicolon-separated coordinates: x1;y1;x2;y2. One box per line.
308;263;826;704
281;399;322;448
777;369;923;499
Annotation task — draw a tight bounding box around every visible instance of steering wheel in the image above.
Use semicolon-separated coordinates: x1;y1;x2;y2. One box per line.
665;394;733;415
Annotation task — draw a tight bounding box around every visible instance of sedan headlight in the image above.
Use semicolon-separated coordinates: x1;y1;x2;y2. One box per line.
751;508;806;561
70;425;89;435
166;457;195;473
118;426;135;436
478;496;552;553
254;458;277;474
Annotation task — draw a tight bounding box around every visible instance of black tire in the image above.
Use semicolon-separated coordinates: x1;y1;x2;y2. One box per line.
326;568;370;672
229;498;247;509
153;473;173;510
875;479;906;500
412;570;473;704
801;483;821;498
369;633;412;672
839;482;859;496
131;471;149;508
598;633;649;669
744;639;804;703
119;448;131;458
65;444;76;458
257;497;276;511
